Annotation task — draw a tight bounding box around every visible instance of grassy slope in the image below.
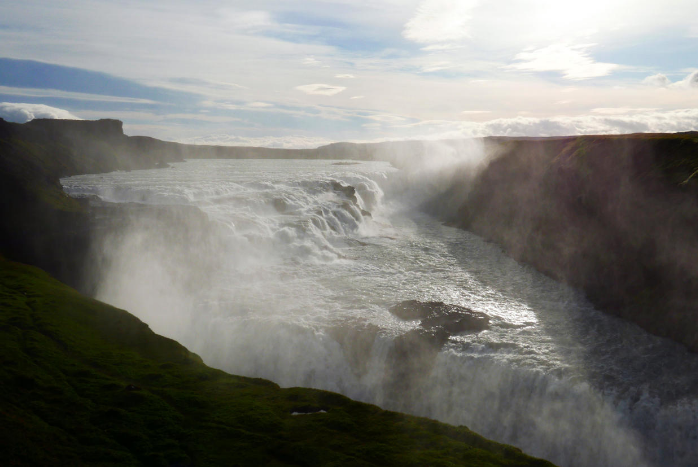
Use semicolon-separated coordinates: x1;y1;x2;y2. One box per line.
0;259;555;467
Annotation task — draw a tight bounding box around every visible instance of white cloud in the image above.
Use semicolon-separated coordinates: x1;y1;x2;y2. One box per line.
75;110;242;124
302;56;322;66
0;86;157;104
421;43;466;51
177;133;334;149
591;107;657;115
687;71;698;88
203;99;360;121
461;110;491;114
218;9;275;32
367;114;407;123
389;108;698;140
642;73;671;87
509;44;619;80
0;102;81;123
362;123;382;130
472;109;698;136
641;71;698;89
403;0;477;44
421;61;454;73
335;74;355;78
247;101;274;108
3;0;698;144
672;70;698;89
295;83;347;96
166;78;248;92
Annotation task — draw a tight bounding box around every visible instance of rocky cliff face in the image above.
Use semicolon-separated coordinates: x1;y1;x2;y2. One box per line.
453;133;698;351
0;118;186;289
24;117;125;142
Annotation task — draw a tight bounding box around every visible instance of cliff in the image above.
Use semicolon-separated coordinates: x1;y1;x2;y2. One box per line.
453;133;698;351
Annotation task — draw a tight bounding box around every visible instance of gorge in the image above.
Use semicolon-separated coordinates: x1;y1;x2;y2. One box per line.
3;118;698;466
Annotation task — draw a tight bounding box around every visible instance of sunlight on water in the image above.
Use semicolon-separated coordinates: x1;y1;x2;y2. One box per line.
62;159;698;467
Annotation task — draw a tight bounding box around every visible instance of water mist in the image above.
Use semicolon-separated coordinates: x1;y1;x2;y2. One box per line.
61;151;698;467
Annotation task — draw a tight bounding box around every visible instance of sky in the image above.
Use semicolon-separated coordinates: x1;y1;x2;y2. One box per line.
0;0;697;147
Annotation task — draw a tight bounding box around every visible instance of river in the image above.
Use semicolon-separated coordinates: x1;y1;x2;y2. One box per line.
62;158;698;467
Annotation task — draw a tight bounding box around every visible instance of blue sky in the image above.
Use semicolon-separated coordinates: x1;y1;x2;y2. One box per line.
0;0;697;147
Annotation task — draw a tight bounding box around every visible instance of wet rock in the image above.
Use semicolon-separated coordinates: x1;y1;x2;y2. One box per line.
421;311;489;334
389;300;490;334
331;181;358;204
389;300;439;320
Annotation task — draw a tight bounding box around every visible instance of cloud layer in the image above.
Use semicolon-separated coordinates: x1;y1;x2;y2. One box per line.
1;1;697;144
295;84;347;96
509;44;618;80
642;71;698;88
403;0;477;45
177;133;334;149
468;109;698;137
386;108;698;142
179;109;698;149
0;102;81;123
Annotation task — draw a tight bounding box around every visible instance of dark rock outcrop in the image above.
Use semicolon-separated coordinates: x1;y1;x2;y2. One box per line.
389;300;490;334
0;118;206;291
331;181;359;204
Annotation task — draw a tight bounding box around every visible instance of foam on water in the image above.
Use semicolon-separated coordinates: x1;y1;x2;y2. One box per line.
62;159;698;467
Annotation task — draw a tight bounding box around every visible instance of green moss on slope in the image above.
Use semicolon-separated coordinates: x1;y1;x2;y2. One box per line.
0;259;555;467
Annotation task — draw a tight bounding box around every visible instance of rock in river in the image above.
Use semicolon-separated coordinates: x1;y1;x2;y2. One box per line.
389;300;490;335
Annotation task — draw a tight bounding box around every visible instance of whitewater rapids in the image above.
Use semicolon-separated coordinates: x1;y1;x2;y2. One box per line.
62;159;698;467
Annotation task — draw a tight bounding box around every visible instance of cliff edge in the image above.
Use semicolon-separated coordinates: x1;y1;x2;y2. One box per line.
0;117;185;288
454;133;698;351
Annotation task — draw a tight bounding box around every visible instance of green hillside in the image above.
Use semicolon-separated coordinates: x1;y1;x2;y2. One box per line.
0;259;554;467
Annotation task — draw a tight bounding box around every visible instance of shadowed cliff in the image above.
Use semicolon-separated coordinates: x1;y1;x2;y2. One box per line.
452;133;698;351
0;118;311;288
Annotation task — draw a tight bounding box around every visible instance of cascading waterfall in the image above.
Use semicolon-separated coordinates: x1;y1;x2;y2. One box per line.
62;158;698;467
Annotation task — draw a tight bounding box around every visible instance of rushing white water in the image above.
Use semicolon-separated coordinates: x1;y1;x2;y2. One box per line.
62;159;698;467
